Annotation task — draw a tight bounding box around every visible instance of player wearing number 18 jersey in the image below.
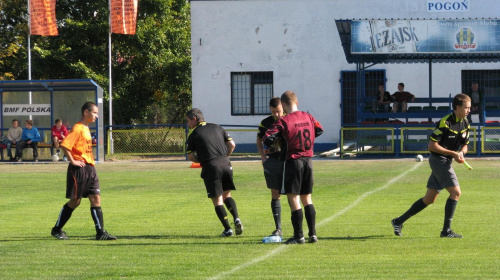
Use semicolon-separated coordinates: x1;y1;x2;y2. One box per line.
263;91;323;244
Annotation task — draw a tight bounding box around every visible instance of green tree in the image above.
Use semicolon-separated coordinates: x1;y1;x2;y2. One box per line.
0;0;191;125
0;0;29;80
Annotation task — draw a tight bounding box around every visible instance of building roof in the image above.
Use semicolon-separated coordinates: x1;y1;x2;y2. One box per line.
0;79;101;92
335;19;500;64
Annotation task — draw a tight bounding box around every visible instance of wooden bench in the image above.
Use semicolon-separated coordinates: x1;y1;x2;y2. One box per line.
359;97;452;124
0;142;55;161
360;96;500;125
1;142;97;161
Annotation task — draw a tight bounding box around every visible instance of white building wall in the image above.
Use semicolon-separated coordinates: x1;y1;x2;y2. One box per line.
190;0;500;148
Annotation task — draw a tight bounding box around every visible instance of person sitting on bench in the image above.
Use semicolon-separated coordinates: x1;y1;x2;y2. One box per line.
392;83;415;113
51;119;68;156
16;119;41;162
5;119;23;161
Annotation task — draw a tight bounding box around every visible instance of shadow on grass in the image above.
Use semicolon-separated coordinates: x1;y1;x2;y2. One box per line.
319;235;385;241
1;235;390;244
0;234;266;245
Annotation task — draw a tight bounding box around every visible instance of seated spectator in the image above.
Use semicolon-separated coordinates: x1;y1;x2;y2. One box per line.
465;81;484;124
371;83;392;113
16;119;41;162
392;82;415;113
51;119;68;156
5;119;23;161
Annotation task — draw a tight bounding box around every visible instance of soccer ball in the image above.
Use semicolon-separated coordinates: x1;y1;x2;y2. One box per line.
415;154;423;162
51;154;60;162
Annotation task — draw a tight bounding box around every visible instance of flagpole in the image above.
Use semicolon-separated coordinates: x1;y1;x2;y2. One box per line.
27;0;32;80
108;0;114;154
27;0;33;121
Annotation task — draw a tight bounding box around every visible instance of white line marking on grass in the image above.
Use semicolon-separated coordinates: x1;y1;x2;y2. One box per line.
318;162;421;227
208;162;422;280
207;245;287;280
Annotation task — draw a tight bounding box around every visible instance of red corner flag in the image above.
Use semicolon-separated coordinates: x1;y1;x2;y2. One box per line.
30;0;58;36
110;0;138;35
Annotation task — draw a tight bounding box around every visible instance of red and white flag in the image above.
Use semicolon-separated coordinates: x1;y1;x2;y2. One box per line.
30;0;58;36
110;0;139;35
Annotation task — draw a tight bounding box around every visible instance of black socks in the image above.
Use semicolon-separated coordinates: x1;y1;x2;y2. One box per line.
291;209;304;239
397;198;428;224
304;204;316;237
223;197;239;220
443;198;458;232
53;203;74;231
271;199;281;230
91;206;104;234
215;205;231;230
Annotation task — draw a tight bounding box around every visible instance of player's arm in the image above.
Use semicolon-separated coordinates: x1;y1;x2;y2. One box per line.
458;131;470;158
428;140;464;163
256;137;267;163
226;140;235;156
314;121;324;137
459;145;468;158
61;146;85;167
187;152;199;163
263;122;282;147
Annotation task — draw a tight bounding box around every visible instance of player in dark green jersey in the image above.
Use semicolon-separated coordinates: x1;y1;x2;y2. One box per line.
391;93;471;238
186;108;243;237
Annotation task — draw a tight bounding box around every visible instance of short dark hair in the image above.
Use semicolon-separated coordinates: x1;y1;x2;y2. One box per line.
269;97;281;108
452;93;471;110
81;102;97;115
379;83;384;87
55;119;61;124
12;119;18;123
186;108;204;122
398;82;405;88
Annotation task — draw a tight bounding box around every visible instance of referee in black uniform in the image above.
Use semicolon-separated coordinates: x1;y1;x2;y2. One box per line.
391;93;471;238
186;108;244;237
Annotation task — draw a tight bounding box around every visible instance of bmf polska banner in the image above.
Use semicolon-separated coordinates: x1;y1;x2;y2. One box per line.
110;0;138;34
30;0;58;36
3;104;51;116
351;19;500;54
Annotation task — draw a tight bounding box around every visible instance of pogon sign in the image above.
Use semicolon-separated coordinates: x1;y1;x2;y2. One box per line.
3;104;51;115
426;0;471;12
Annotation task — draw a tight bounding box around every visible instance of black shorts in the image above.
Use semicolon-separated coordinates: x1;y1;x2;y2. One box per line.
201;157;236;198
283;157;314;195
263;156;284;192
66;164;100;199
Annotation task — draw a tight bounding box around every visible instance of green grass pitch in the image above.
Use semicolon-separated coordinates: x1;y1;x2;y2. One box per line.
0;159;499;279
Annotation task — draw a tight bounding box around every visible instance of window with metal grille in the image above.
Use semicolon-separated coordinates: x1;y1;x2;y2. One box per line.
461;70;500;107
340;70;386;125
231;72;273;115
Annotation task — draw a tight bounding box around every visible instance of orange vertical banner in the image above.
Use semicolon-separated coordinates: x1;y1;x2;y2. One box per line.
30;0;58;36
111;0;138;35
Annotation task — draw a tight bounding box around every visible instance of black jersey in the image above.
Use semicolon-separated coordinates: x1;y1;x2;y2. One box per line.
257;115;281;158
186;122;232;164
377;90;392;102
430;112;469;157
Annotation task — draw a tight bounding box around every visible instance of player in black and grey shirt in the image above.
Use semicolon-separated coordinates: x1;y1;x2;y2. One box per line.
257;97;285;237
186;108;244;237
391;93;471;238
